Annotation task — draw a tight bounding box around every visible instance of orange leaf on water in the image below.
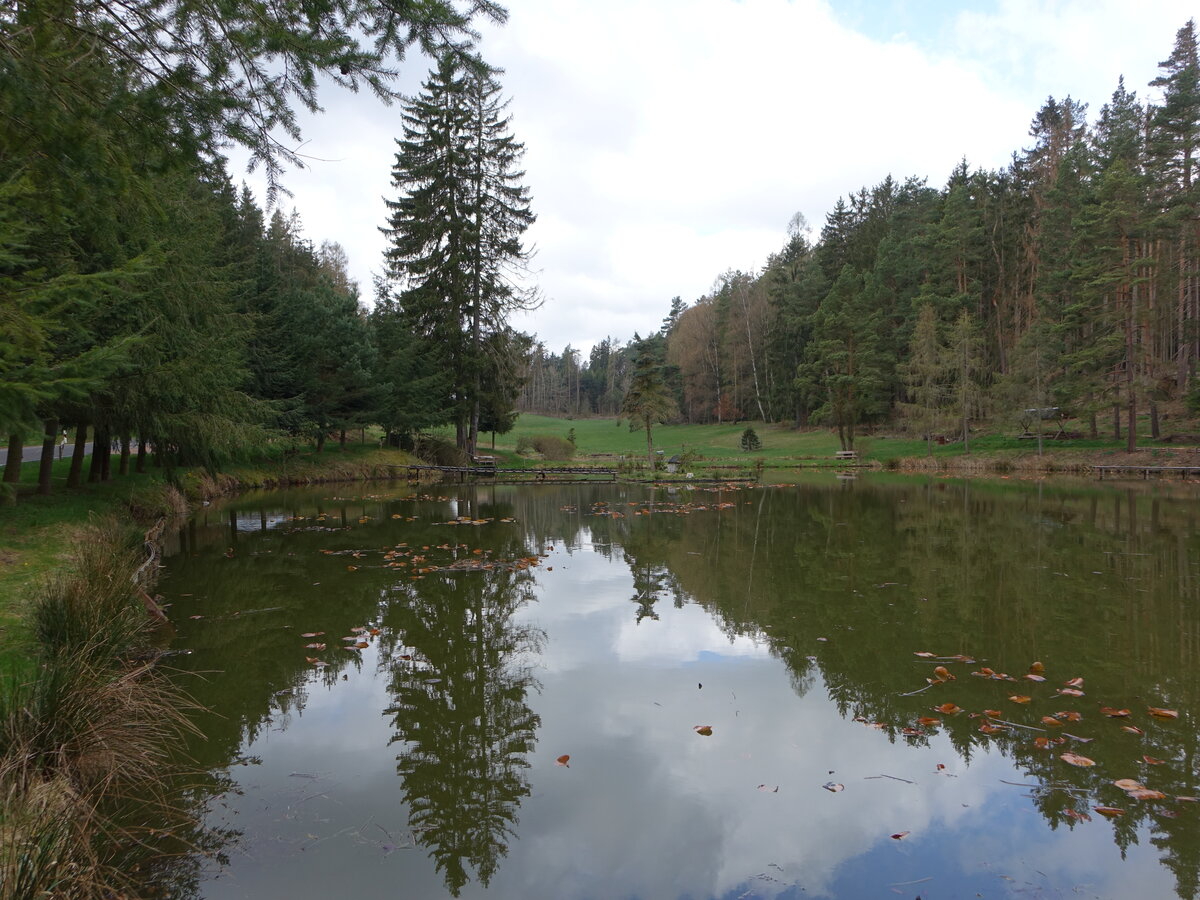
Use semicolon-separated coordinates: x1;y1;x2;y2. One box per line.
1148;707;1179;719
933;666;954;681
1128;789;1168;800
1064;677;1084;688
1122;725;1145;735
979;722;1006;734
1009;695;1032;704
555;755;570;767
890;831;910;840
1100;707;1131;717
1029;661;1046;675
1094;807;1125;818
1024;673;1046;682
914;651;937;658
1042;716;1064;727
935;703;962;715
304;643;326;650
694;725;713;736
1060;752;1096;767
1143;755;1166;765
1114;779;1145;791
300;632;325;638
1058;688;1085;697
354;641;369;649
918;716;942;726
983;709;1002;718
305;656;319;663
1055;710;1082;722
1065;808;1092;822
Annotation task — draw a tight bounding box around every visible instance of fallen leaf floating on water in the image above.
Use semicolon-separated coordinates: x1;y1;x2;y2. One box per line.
1064;677;1084;688
1128;789;1169;800
890;831;910;840
555;755;570;767
300;632;325;638
983;709;1002;718
932;666;955;682
1060;752;1096;767
351;626;368;634
1057;688;1085;697
822;782;844;792
914;651;937;658
346;565;358;571
1143;755;1166;765
304;643;326;650
1094;807;1125;818
1100;707;1131;718
918;717;942;726
1029;661;1046;676
1041;717;1064;727
757;784;779;793
1009;695;1032;704
1114;779;1145;791
1024;673;1047;682
305;656;319;663
354;641;369;649
694;725;713;736
1055;710;1082;722
979;723;1006;734
934;703;962;715
1065;809;1092;823
1148;707;1179;719
1121;725;1145;735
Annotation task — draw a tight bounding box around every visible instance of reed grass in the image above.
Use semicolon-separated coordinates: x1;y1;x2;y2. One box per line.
0;517;200;900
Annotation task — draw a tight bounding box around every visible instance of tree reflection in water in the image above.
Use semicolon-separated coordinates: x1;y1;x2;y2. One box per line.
380;564;543;896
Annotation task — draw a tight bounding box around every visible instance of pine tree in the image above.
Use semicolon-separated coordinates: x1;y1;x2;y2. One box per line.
383;56;535;452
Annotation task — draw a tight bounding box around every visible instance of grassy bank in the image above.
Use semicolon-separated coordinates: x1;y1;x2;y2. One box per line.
0;443;416;663
0;517;200;900
474;414;1200;473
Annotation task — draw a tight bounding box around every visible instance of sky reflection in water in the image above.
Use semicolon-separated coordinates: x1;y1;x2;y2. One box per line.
160;479;1198;900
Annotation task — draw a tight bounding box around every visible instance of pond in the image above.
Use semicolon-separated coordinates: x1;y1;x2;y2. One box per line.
156;476;1200;900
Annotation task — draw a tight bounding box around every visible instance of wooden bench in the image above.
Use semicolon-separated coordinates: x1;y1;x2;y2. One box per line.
834;450;858;461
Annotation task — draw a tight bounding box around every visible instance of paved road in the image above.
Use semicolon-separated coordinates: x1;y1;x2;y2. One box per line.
0;441;93;466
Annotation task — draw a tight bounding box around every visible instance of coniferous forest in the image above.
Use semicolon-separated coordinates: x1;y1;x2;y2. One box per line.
521;20;1200;454
3;5;1199;497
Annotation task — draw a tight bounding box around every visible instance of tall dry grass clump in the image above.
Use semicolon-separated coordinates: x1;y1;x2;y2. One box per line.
0;518;200;900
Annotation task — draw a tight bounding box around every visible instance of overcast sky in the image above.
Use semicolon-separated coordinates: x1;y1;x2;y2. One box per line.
232;0;1197;357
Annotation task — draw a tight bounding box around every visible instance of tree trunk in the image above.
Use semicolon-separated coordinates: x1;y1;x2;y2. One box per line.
137;438;147;473
119;435;131;476
1089;411;1098;439
1112;404;1121;442
339;429;347;450
67;426;87;487
1150;400;1160;439
37;418;58;495
100;436;112;482
645;419;655;470
88;427;107;483
3;433;22;486
315;432;326;453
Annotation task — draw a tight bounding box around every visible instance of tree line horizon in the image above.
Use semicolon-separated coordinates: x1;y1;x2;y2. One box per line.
4;9;1198;505
520;19;1200;454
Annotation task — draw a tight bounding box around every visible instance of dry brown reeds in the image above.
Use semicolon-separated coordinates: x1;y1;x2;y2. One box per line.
1;518;200;900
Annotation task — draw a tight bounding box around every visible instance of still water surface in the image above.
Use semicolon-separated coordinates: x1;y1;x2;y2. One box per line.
159;477;1200;899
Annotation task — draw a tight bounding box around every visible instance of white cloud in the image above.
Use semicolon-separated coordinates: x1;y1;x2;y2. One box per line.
229;0;1199;355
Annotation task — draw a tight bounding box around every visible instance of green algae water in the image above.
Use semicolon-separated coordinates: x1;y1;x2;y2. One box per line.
156;476;1200;900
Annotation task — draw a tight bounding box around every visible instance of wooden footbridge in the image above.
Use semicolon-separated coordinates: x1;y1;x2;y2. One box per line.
394;462;617;483
1092;465;1200;481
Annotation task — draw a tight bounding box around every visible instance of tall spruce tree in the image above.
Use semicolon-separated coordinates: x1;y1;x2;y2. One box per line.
382;56;535;453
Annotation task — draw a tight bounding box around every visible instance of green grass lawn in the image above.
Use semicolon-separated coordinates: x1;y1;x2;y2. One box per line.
475;414;1154;466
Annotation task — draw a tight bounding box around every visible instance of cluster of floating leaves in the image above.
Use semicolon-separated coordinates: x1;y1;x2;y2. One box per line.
899;651;1194;823
585;499;741;520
